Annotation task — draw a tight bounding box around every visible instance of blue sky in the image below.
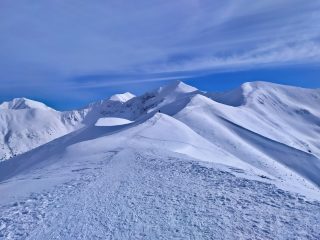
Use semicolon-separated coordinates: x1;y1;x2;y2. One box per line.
1;0;320;110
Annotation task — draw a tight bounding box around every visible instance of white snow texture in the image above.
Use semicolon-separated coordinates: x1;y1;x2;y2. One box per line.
0;81;320;239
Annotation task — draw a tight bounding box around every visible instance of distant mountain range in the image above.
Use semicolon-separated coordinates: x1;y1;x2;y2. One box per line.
1;81;320;239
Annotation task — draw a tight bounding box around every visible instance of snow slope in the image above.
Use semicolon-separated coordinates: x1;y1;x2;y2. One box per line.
0;104;80;161
0;92;135;161
0;81;320;239
95;117;133;127
109;92;135;102
0;98;52;111
175;93;320;194
207;82;320;157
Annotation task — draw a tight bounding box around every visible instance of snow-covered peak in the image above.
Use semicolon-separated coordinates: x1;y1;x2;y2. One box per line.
0;98;53;111
208;81;320;107
129;81;199;116
156;80;198;96
109;92;135;103
206;81;273;107
239;81;320;109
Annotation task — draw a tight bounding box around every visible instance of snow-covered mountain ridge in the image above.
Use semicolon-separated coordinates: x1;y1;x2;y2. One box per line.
2;81;319;161
0;81;194;160
1;81;320;239
1;80;320;190
0;97;53;110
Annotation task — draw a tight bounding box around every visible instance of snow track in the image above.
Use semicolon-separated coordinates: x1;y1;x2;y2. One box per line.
1;149;319;239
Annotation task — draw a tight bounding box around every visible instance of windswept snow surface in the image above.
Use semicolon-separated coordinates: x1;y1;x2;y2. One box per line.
1;81;320;239
0;98;52;111
95;117;133;127
109;92;135;102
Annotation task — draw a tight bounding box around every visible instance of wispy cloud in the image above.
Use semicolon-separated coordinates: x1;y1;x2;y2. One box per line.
1;0;320;106
149;41;320;73
69;75;194;89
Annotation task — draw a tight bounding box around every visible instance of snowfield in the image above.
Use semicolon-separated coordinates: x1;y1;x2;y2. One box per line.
0;81;320;239
95;117;133;127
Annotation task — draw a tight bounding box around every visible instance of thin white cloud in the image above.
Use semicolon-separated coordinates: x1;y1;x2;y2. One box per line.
0;0;320;96
71;75;194;89
150;41;320;73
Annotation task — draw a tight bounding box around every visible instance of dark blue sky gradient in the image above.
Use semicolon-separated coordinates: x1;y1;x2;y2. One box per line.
187;66;320;92
1;1;320;110
48;66;320;110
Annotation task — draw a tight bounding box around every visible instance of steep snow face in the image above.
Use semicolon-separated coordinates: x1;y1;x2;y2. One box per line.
174;94;320;193
109;92;135;102
121;113;243;165
156;80;198;96
0;108;83;161
207;81;320;158
209;81;320;109
77;80;200;122
0;98;52;110
0;99;90;161
0;98;82;160
117;80;199;118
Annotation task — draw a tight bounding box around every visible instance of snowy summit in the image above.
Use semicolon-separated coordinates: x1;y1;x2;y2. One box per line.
109;92;135;103
0;97;52;110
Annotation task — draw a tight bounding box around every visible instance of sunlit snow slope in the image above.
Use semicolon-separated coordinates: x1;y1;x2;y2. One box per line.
0;92;136;160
